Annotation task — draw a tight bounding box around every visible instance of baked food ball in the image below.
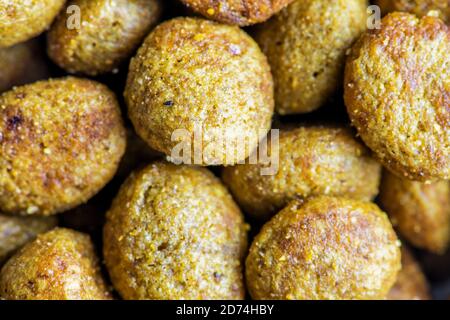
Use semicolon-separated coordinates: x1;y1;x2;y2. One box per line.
0;77;126;216
0;214;57;264
222;125;381;220
0;0;65;48
379;171;450;254
387;247;431;300
254;0;367;114
104;161;248;300
0;228;111;300
344;13;450;181
376;0;450;23
179;0;294;26
0;40;50;93
125;17;274;166
47;0;163;76
246;197;401;300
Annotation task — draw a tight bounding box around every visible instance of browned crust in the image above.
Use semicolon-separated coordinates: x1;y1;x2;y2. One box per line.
0;228;111;300
180;0;294;26
246;196;401;300
344;12;450;181
0;77;126;216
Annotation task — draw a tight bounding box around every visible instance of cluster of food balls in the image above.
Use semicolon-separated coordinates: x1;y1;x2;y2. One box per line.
0;0;448;300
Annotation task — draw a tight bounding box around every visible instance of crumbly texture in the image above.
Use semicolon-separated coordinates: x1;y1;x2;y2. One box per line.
180;0;294;26
222;125;381;220
246;196;401;300
125;17;274;166
254;0;367;114
379;171;450;254
344;13;450;181
0;0;66;48
0;214;57;264
377;0;450;23
387;247;431;300
0;228;111;300
0;77;126;216
47;0;162;76
104;161;248;300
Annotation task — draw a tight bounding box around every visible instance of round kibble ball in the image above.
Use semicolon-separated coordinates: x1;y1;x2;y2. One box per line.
222;125;381;220
104;161;248;300
254;0;367;114
246;196;401;300
0;0;65;48
0;77;126;216
125;17;274;166
344;13;450;181
0;228;111;300
47;0;163;76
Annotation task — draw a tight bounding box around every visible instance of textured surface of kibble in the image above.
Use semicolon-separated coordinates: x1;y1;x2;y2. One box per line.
387;247;431;300
345;13;450;181
246;197;401;300
104;161;248;300
0;0;66;48
0;77;126;216
222;126;381;220
254;0;367;114
180;0;294;26
47;0;163;76
0;228;111;300
0;214;57;264
377;0;450;23
125;17;274;166
379;171;450;254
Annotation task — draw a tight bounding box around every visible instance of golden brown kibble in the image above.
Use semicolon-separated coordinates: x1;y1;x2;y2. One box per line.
222;125;381;220
379;171;450;254
376;0;450;23
125;17;274;166
180;0;294;26
254;0;367;114
387;247;431;300
0;214;57;264
0;77;126;216
47;0;163;76
246;197;401;300
0;228;111;300
104;161;248;300
0;0;65;48
344;13;450;181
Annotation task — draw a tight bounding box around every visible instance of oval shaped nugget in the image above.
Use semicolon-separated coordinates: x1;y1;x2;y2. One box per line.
344;13;450;181
0;214;57;264
387;247;431;300
0;0;65;48
222;125;381;220
379;171;450;254
180;0;294;26
254;0;367;114
104;161;248;300
0;228;111;300
246;196;401;300
125;17;274;166
0;77;126;216
47;0;163;76
376;0;450;23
